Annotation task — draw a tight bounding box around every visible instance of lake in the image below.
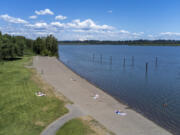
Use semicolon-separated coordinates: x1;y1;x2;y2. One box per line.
58;45;180;135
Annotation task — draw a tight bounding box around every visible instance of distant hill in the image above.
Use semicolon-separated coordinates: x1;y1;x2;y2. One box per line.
59;40;180;46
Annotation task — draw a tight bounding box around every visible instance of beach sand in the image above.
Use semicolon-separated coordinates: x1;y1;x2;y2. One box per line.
33;56;172;135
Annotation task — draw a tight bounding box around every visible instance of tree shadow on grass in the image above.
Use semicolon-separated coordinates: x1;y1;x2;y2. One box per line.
3;57;22;61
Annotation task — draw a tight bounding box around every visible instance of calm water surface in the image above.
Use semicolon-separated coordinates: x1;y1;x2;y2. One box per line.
59;45;180;135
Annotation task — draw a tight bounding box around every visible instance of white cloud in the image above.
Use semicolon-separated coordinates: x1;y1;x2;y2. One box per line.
55;15;67;20
21;18;115;40
9;18;142;40
78;35;94;41
35;9;54;15
108;10;113;13
51;22;66;28
119;30;130;34
132;32;144;36
160;32;180;36
0;14;28;24
0;12;149;40
29;15;37;19
67;19;114;30
148;34;154;37
26;22;48;28
50;19;114;33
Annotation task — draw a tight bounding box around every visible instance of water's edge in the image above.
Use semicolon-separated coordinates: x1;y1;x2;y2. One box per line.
58;58;173;135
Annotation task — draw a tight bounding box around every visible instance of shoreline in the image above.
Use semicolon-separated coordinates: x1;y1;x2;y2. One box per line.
58;44;180;47
60;60;131;110
60;59;175;135
33;56;172;135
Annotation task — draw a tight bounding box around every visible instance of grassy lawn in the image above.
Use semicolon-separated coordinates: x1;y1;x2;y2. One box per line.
0;57;68;135
56;116;115;135
56;118;94;135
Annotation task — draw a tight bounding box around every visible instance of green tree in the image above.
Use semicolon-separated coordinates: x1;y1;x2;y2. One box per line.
45;35;58;56
33;37;44;54
26;39;34;50
0;31;59;60
33;35;58;56
0;32;26;60
0;41;16;59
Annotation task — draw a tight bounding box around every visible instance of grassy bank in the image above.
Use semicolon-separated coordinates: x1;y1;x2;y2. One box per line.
0;57;68;135
56;116;115;135
56;118;94;135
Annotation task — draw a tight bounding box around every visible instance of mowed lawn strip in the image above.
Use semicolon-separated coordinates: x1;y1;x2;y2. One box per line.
56;118;95;135
0;57;68;135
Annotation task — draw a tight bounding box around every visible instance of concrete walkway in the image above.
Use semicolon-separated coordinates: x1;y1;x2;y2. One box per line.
41;104;84;135
34;56;172;135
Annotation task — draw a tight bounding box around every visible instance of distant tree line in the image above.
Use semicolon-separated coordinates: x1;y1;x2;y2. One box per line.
0;31;58;60
59;40;180;46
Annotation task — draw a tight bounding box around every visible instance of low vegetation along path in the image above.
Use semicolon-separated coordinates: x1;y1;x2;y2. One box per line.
41;104;84;135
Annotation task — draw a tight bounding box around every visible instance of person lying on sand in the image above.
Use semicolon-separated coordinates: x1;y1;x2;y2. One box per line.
93;94;99;99
115;110;127;116
35;92;46;97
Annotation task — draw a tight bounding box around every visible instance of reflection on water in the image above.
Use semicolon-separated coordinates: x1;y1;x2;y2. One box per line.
59;45;180;135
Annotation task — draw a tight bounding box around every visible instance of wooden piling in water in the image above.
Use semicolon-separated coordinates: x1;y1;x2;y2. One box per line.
132;56;134;66
123;57;126;66
100;54;102;64
93;53;95;62
155;57;158;66
110;56;112;65
146;62;148;73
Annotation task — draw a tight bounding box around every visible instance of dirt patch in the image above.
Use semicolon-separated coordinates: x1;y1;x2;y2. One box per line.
42;106;49;112
35;121;45;127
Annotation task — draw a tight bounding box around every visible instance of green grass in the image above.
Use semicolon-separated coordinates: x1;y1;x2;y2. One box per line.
56;118;94;135
0;57;68;135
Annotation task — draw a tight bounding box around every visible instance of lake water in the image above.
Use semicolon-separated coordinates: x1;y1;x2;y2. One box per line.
58;45;180;135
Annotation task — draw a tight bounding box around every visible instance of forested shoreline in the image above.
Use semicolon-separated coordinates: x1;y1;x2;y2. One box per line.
0;31;58;60
59;40;180;46
1;31;180;60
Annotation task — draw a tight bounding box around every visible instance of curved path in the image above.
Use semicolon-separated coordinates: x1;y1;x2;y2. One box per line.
41;104;84;135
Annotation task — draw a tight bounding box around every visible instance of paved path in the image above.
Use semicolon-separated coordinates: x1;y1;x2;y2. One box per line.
41;104;84;135
34;56;172;135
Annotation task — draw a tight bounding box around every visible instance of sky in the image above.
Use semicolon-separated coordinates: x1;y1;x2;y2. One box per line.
0;0;180;40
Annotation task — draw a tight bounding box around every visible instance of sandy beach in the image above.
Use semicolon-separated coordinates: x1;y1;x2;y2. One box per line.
33;56;172;135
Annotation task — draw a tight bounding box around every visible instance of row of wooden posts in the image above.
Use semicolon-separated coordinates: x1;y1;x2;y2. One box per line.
92;54;158;73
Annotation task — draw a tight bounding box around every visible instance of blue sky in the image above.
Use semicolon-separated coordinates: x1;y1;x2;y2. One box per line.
0;0;180;40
